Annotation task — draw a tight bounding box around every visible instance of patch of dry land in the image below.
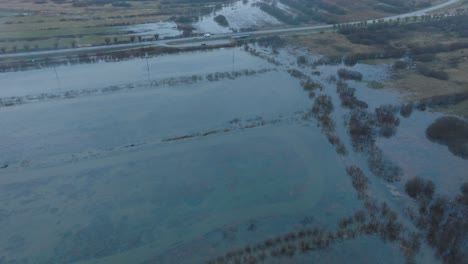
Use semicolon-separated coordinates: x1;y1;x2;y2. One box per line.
287;32;381;58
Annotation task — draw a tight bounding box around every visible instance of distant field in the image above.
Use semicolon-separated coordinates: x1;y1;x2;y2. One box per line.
0;0;441;52
0;0;229;51
257;0;439;24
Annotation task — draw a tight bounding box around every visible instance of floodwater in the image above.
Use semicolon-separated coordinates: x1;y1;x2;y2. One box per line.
308;53;468;196
0;46;464;264
194;0;281;34
0;47;363;264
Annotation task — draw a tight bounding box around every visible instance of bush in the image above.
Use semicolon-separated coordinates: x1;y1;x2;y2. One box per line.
337;68;363;81
375;105;400;138
412;53;435;62
393;60;408;69
367;146;402;182
348;109;375;151
297;55;307;65
416;64;449;80
214;14;229;27
461;182;468;195
302;80;322;91
346;166;369;199
399;103;413;118
256;36;285;48
312;95;334;116
405;177;435;201
336;82;368;110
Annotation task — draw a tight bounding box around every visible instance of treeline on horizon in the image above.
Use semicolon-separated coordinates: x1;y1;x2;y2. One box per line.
47;0;231;8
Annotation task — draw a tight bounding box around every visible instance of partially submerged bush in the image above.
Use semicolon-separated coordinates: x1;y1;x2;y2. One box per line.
336;81;368;110
312;95;334;117
416;101;427;111
392;60;408;70
288;69;307;79
461;182;468;195
375;105;400;138
346;166;369;199
348;109;376;151
405;177;435;201
302;80;323;91
368;144;402;182
337;68;363;81
399;103;413;118
406;178;468;264
297;55;307;65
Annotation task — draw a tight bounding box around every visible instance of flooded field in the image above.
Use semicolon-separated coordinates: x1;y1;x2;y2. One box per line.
124;22;181;38
194;0;281;34
0;45;466;264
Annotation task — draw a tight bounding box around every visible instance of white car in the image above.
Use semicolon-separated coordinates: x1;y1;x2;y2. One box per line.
204;33;211;38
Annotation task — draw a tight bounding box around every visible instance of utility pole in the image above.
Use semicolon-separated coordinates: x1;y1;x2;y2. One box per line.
53;64;61;89
145;55;150;82
232;49;235;72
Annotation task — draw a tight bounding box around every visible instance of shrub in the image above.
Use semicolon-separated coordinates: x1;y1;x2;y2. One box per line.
416;102;427;111
393;60;408;69
337;68;363;81
405;177;435;201
416;64;449;80
214;14;229;27
367;145;402;182
297;55;307;65
348;109;376;151
302;80;322;91
399;103;413;118
461;182;468;195
312;95;334;116
375;105;400;138
346;166;369;199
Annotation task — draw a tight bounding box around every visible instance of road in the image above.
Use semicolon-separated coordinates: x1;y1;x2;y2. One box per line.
0;0;461;60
